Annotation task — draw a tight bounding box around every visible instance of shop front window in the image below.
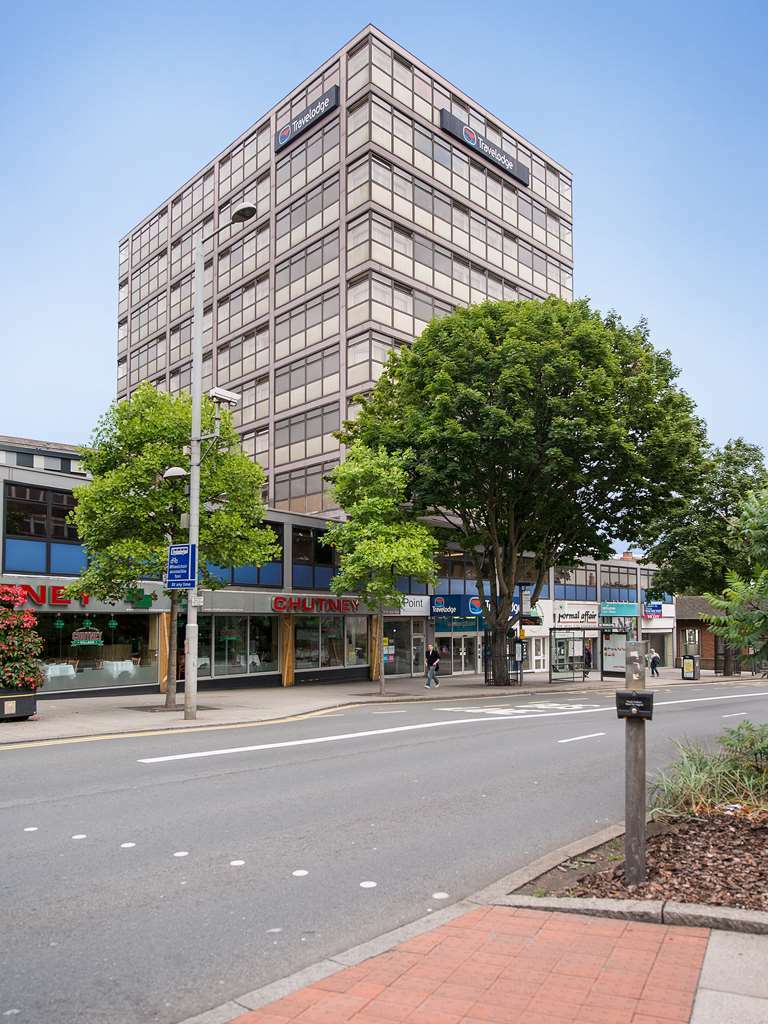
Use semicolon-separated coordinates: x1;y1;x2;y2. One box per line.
321;615;344;667
37;612;158;692
249;615;279;673
214;615;248;676
345;615;368;666
295;615;321;669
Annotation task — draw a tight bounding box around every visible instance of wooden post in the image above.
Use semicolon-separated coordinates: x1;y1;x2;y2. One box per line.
280;615;294;687
625;717;647;885
157;612;170;694
624;639;648;886
369;614;382;682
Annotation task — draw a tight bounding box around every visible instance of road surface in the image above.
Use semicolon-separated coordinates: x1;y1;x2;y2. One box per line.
1;679;766;1023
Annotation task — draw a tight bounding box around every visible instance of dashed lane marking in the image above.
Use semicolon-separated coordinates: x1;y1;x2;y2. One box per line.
558;732;606;744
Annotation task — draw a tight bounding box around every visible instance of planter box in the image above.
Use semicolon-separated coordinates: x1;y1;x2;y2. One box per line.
0;688;37;721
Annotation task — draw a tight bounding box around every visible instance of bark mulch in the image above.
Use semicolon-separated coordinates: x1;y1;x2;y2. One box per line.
569;810;768;911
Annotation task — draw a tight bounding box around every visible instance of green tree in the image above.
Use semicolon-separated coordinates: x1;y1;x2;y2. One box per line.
641;439;767;598
704;486;768;666
322;443;437;694
65;383;279;707
344;297;706;684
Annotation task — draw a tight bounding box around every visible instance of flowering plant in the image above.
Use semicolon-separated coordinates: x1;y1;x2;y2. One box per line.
0;585;45;691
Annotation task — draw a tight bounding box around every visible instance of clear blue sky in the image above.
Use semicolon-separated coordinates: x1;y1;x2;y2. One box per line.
1;0;766;453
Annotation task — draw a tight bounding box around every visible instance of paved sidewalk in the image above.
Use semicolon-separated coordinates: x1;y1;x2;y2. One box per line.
0;668;749;745
224;906;768;1024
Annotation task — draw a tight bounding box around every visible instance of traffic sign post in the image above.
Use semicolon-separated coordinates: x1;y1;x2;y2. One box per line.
166;544;197;590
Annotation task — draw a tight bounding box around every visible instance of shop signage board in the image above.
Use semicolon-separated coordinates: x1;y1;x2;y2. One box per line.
166;544;197;590
271;595;360;613
554;602;599;627
430;595;484;616
600;601;639;617
643;602;663;619
275;86;340;151
439;109;530;187
397;595;430;616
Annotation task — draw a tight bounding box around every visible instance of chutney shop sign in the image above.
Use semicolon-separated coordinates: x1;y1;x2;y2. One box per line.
275;86;340;151
71;627;104;647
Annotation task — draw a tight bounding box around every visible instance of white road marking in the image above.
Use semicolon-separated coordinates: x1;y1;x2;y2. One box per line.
359;881;377;888
23;827;38;832
372;710;408;714
173;851;189;858
558;732;606;744
120;842;136;848
432;892;450;900
292;869;308;877
266;928;282;934
138;691;768;764
722;712;747;718
71;834;87;840
230;860;245;867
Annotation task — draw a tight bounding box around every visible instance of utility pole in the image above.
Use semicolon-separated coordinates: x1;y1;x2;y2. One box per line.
617;640;651;885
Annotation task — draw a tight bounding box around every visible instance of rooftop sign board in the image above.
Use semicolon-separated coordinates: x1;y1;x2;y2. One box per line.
439;109;530;187
275;86;339;151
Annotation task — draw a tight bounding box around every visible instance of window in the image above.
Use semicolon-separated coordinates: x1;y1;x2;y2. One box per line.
118;319;128;355
169;309;212;366
217;325;269;383
346;332;399;388
274;232;339;307
119;240;129;278
555;565;596;601
276;63;339;125
274;460;338;515
168;353;212;395
218;222;270;289
274;403;340;466
206;524;283;588
276;177;340;256
217;274;269;338
131;208;168;264
275;347;339;412
130;335;167;385
347;273;453;337
171;170;214;235
274;290;339;361
130;293;167;345
231;377;269;426
130;250;168;304
275;120;340;204
218;173;271;245
218;122;271;198
170;261;213;323
600;564;638;603
3;483;85;575
292;526;336;589
293;613;368;670
170;216;214;280
241;426;269;468
15;452;34;468
639;568;672;605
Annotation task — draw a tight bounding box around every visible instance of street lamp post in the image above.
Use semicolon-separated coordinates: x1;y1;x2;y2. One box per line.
183;202;258;720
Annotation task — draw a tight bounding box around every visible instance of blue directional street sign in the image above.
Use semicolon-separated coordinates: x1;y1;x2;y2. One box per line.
166;543;197;590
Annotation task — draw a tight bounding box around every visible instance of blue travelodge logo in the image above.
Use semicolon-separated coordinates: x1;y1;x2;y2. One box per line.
274;85;340;151
278;124;292;145
468;596;483;615
462;125;478;147
433;596;446;609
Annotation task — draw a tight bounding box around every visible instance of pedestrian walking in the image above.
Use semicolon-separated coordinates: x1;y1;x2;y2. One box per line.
583;646;592;677
649;649;661;678
424;643;440;688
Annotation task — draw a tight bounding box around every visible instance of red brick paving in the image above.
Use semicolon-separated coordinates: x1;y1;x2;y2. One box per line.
231;907;709;1024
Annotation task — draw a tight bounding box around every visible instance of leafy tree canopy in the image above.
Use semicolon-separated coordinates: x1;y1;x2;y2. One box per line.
66;383;279;603
344;298;706;646
641;438;767;598
323;443;437;611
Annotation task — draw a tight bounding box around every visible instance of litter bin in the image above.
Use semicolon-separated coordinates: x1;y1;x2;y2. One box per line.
681;654;700;680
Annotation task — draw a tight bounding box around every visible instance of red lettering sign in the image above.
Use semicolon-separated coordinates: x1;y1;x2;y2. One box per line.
22;585;46;605
270;594;360;614
16;585;91;608
50;586;68;605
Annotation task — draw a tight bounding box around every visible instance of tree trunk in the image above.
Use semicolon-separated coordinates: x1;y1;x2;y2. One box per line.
490;624;510;686
166;593;179;709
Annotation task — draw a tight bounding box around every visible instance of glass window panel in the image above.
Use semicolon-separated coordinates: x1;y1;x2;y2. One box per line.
295;616;320;669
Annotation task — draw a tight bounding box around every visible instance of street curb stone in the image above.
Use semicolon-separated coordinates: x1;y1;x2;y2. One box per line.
664;901;768;934
494;893;665;922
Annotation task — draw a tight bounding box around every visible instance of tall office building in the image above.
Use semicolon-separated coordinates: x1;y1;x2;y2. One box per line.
117;25;573;517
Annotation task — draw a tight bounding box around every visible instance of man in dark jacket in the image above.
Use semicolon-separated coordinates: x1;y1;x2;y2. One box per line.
425;643;440;688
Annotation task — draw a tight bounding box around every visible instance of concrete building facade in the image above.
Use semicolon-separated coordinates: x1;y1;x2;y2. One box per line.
117;25;574;517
